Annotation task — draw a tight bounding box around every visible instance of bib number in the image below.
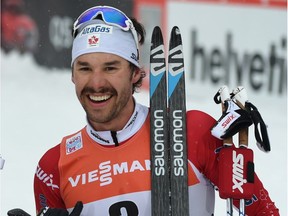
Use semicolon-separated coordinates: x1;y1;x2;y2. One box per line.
109;201;139;216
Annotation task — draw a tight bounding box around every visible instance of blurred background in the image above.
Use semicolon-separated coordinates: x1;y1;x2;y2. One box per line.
1;0;287;215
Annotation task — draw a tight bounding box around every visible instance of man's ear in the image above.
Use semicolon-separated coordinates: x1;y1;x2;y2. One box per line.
132;68;141;83
71;68;75;84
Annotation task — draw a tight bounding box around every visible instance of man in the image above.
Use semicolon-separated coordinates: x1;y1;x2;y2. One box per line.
31;5;279;216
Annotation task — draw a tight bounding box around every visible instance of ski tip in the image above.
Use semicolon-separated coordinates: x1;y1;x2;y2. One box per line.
151;26;164;47
152;26;163;37
172;25;179;30
153;26;161;32
169;26;182;46
171;26;181;34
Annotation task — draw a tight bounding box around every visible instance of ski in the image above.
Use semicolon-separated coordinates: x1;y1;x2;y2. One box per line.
168;26;189;215
150;26;170;216
150;26;189;215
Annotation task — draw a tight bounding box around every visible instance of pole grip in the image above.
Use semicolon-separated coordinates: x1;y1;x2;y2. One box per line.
218;147;254;200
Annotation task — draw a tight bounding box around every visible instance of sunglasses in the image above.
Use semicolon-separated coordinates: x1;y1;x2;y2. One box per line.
72;6;139;51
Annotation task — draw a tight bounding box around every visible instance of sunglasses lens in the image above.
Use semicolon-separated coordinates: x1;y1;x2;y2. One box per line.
75;7;129;33
77;8;100;24
99;8;128;28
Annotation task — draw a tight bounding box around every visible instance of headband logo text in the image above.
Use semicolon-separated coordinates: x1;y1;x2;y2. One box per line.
81;24;113;36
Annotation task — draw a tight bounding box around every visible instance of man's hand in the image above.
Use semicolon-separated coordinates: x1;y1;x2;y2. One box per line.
7;208;31;216
37;201;83;216
7;201;83;216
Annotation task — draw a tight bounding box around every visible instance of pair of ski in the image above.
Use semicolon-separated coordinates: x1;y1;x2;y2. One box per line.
149;26;189;215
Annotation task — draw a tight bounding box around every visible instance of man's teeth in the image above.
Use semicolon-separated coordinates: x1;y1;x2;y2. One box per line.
89;95;111;102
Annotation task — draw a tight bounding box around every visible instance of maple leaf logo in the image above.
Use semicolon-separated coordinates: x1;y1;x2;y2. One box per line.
88;35;100;46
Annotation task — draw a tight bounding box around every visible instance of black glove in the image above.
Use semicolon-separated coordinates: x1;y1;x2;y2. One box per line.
7;208;31;216
37;201;83;216
7;201;83;216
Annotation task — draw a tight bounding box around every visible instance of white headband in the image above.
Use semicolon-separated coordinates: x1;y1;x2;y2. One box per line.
71;19;139;67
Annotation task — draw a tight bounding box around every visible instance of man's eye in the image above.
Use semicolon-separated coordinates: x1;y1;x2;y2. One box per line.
105;67;116;71
79;67;90;71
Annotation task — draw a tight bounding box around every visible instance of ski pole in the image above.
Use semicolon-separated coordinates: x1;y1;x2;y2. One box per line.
213;86;254;216
216;86;234;216
231;86;249;216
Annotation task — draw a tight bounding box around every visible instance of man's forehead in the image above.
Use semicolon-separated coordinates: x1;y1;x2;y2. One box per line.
75;52;128;66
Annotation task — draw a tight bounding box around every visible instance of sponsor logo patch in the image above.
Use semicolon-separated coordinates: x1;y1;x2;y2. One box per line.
66;132;83;154
87;34;100;47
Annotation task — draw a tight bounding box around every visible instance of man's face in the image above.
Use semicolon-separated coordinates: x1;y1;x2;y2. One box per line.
72;52;141;131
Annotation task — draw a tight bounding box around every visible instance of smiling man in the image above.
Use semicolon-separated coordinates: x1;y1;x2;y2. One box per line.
28;5;280;216
72;54;140;131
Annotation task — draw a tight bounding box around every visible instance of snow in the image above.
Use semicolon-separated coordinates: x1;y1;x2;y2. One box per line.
1;51;287;215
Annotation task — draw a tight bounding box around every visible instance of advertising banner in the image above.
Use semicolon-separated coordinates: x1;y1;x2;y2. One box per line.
167;0;286;96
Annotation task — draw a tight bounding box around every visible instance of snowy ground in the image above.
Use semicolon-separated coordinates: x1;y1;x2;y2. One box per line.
1;51;287;215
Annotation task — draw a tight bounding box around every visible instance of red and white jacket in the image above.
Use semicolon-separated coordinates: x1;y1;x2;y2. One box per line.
34;103;279;215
